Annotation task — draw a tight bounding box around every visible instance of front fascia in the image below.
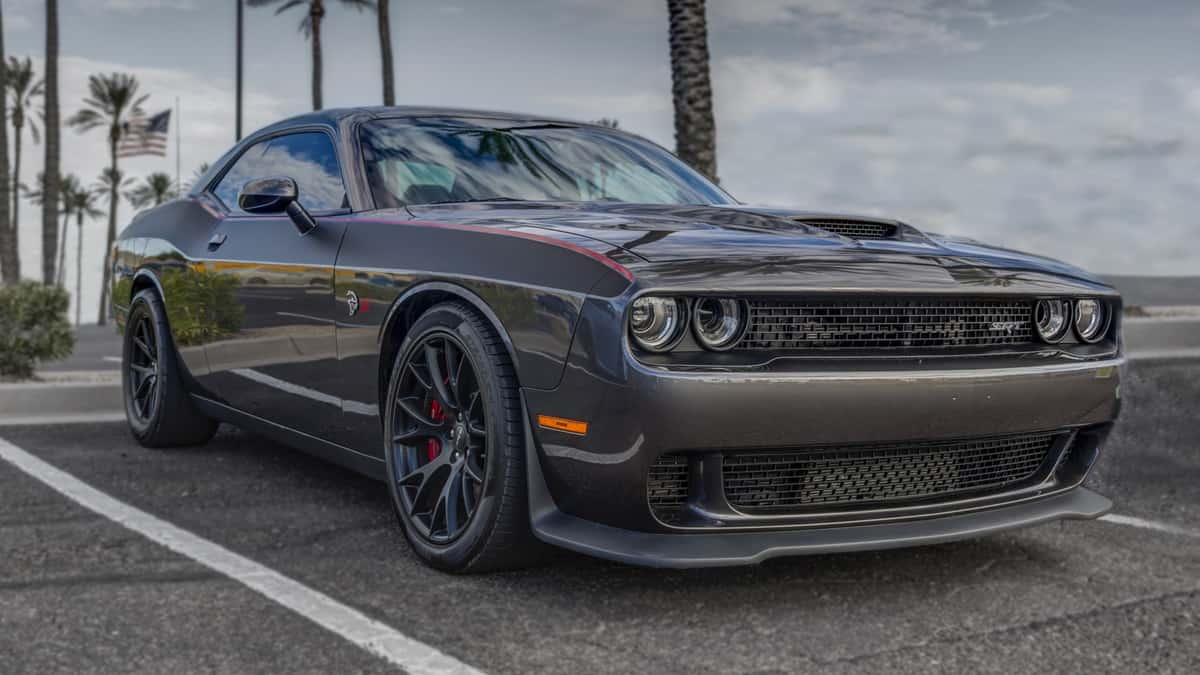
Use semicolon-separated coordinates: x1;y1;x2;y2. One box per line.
522;267;1124;534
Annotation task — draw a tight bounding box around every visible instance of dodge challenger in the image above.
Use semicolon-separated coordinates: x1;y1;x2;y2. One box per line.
112;107;1123;571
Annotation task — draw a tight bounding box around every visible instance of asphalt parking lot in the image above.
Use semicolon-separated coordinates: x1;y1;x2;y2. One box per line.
2;358;1199;674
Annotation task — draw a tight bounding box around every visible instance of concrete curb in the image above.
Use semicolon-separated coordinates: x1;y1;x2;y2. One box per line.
0;378;122;420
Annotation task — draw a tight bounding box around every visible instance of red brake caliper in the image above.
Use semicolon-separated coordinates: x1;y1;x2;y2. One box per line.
426;399;446;461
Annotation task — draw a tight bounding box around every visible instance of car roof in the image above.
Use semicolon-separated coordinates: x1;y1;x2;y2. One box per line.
253;106;605;137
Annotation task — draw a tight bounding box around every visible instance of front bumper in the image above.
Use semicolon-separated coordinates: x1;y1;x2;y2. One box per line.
520;297;1122;564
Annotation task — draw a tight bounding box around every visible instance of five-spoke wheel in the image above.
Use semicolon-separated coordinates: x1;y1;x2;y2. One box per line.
127;313;160;422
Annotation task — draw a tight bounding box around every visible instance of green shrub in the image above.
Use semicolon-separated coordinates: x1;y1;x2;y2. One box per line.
0;282;75;379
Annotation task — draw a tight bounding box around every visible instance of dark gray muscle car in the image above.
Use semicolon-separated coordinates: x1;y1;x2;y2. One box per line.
111;107;1123;571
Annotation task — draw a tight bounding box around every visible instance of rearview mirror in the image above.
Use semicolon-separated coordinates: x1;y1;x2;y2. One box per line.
238;176;316;235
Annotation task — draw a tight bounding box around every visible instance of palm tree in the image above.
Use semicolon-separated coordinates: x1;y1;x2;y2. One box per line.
126;172;178;209
67;187;103;326
666;0;718;182
25;171;74;287
377;0;394;105
184;162;211;192
68;73;147;324
54;175;80;287
94;168;133;208
247;0;375;110
41;0;61;286
0;3;13;284
7;56;43;273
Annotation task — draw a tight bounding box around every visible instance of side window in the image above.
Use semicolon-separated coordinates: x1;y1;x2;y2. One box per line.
212;141;268;211
211;132;348;213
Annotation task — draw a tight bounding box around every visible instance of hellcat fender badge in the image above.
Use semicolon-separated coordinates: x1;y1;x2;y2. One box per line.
346;290;360;317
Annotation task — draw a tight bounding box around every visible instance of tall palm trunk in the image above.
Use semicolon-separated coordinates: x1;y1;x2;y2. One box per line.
10;123;20;271
41;0;61;286
98;134;118;324
75;212;83;326
666;0;718;182
378;0;394;106
0;2;14;284
55;208;68;286
310;0;324;110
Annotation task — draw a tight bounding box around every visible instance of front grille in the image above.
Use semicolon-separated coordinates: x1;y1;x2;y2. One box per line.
722;433;1057;511
739;298;1034;351
647;454;690;523
798;219;896;240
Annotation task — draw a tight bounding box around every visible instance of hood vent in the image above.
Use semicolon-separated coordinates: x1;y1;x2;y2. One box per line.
796;219;897;240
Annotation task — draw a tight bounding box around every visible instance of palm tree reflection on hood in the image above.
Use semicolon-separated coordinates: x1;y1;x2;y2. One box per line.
448;127;589;200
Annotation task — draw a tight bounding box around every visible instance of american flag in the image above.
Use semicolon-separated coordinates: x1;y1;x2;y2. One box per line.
117;109;171;158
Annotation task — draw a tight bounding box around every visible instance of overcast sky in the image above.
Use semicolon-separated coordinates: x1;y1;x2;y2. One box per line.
5;0;1199;320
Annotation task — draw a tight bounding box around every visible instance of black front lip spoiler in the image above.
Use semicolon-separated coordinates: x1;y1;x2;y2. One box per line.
522;400;1112;568
534;486;1112;569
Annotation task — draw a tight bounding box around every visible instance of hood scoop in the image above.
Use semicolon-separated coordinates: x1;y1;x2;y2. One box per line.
794;218;898;241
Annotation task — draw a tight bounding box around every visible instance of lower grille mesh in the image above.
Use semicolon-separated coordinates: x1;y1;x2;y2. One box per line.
722;433;1057;511
647;454;689;523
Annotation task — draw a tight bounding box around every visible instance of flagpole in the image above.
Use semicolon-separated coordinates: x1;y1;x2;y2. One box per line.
236;0;244;141
175;96;181;193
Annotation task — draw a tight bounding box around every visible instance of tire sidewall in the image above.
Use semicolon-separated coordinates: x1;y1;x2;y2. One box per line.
383;305;513;569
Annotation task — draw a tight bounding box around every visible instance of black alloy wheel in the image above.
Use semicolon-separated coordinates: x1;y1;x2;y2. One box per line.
382;302;541;572
390;332;489;543
127;313;160;423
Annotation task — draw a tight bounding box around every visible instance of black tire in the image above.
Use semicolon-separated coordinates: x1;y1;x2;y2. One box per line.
123;289;218;448
383;301;542;572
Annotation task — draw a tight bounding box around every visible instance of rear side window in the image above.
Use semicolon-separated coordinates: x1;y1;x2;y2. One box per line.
212;131;347;213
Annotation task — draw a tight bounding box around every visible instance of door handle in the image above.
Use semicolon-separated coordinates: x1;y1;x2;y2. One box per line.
208;233;227;251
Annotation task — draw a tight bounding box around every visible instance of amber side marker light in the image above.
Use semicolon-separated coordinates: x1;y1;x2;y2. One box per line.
537;415;589;435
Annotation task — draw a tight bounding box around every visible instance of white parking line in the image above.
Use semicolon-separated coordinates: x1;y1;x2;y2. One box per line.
0;436;485;675
1099;513;1200;538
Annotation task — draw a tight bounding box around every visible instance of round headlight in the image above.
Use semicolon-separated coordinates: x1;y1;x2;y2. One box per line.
1034;299;1070;343
692;297;747;350
629;297;687;352
1074;299;1108;343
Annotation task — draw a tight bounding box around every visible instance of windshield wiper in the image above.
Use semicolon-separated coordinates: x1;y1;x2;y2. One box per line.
427;197;530;204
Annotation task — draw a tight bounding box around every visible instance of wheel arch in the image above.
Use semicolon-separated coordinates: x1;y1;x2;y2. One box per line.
130;269;164;301
377;281;522;413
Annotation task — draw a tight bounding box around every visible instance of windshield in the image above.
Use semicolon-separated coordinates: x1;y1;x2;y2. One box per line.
359;117;734;208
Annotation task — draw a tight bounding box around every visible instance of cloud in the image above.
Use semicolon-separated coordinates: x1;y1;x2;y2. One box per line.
1092;130;1186;159
99;0;198;11
973;82;1072;107
832;125;907;155
718;0;980;55
714;57;843;121
6;13;33;30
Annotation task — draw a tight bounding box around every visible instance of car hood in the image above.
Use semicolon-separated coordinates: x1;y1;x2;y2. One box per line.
404;201;1110;290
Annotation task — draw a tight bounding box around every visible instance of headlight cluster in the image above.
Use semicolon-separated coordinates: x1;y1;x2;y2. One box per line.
1034;298;1111;344
628;296;749;352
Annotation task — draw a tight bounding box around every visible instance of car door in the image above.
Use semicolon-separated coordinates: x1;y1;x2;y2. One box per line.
195;130;351;441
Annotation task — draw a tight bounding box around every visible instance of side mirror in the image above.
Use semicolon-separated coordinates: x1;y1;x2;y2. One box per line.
237;176;316;235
